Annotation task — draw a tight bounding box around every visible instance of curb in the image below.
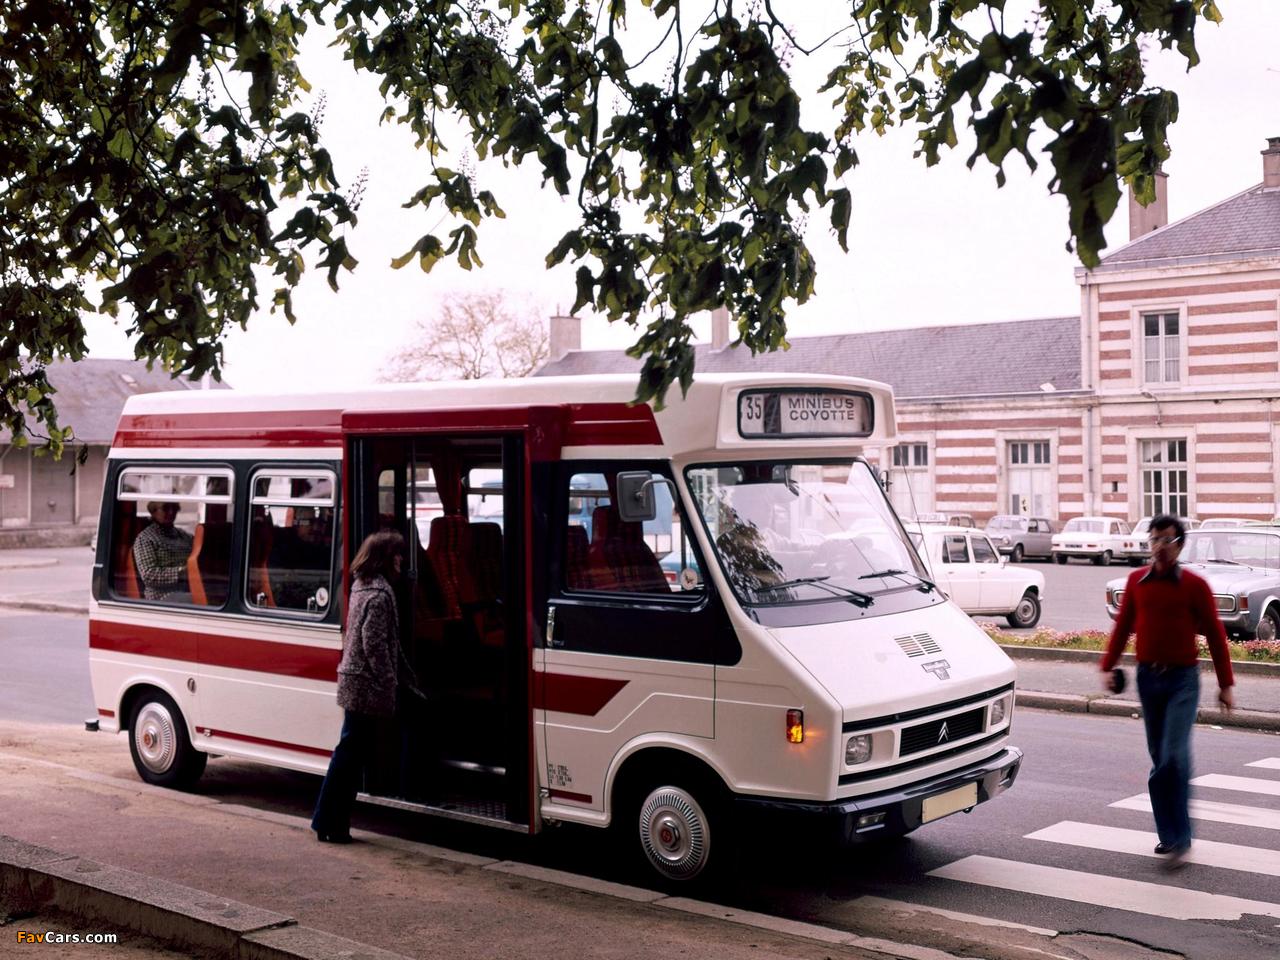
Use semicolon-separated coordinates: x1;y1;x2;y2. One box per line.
0;834;411;960
0;558;59;571
999;643;1280;678
0;597;89;615
1015;690;1280;732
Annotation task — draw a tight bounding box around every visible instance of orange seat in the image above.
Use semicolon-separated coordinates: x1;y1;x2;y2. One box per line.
112;510;146;599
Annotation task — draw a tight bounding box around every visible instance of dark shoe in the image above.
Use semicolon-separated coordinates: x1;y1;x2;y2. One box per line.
315;830;354;844
1160;844;1191;871
1153;841;1175;855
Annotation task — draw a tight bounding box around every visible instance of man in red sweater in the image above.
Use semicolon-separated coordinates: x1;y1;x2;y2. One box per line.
1101;515;1234;867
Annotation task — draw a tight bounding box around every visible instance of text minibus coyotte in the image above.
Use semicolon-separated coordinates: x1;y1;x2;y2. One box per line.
89;373;1021;881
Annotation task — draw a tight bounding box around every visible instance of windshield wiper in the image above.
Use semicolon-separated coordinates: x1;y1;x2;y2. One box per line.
858;568;938;593
758;576;874;607
1204;558;1244;566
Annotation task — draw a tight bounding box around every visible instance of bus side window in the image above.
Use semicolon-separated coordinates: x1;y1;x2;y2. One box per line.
110;468;234;606
564;469;702;595
246;470;337;614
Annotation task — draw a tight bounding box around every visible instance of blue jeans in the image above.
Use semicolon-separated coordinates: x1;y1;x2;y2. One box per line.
312;711;376;836
1136;663;1200;849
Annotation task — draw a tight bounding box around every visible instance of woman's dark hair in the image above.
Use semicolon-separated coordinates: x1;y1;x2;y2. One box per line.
1150;514;1186;543
350;530;405;582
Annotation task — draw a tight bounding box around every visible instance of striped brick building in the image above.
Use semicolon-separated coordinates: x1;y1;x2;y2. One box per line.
538;137;1280;525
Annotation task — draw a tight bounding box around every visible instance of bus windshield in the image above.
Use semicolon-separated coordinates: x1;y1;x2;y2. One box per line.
685;459;929;608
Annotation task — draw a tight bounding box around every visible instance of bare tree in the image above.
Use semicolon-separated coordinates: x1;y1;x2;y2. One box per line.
379;292;550;382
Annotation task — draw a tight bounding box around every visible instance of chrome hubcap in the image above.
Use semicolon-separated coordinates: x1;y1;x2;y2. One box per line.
1016;599;1036;623
134;702;177;774
638;786;709;880
1258;613;1277;643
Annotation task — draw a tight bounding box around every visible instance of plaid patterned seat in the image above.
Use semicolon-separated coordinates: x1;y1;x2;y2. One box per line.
426;514;480;619
588;505;670;594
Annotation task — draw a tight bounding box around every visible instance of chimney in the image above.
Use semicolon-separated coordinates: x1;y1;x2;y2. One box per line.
1128;171;1169;241
710;306;730;351
548;314;581;361
1263;137;1280;190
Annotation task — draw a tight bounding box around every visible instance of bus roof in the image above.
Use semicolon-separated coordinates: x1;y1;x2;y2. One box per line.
112;373;897;458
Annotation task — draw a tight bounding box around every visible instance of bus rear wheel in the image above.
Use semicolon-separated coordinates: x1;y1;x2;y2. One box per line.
128;690;207;789
635;783;719;884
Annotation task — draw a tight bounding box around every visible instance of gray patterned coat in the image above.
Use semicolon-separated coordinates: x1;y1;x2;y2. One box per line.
336;575;399;718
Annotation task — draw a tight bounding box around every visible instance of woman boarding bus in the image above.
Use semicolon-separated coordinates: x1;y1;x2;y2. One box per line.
89;373;1021;882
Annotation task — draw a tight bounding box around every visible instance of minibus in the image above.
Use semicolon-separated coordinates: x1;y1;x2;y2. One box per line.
88;373;1021;882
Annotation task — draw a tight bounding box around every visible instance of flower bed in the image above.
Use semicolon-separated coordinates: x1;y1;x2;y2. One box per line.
982;625;1280;664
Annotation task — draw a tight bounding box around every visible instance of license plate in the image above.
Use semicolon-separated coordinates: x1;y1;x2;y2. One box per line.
921;782;978;823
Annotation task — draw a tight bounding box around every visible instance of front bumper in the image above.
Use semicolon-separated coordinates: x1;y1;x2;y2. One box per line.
733;746;1023;846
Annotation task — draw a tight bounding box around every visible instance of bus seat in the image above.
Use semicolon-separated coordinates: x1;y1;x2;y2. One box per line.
112;509;146;599
565;524;592;590
248;514;275;607
588;505;669;594
470;522;503;600
189;522;233;606
188;525;208;604
426;515;479;619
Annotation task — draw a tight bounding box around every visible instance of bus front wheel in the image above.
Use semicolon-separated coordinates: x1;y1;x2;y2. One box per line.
128;690;207;789
635;783;719;883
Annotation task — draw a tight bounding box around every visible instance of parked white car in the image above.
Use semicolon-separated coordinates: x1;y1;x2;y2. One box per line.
1119;516;1201;565
906;524;1045;627
1200;517;1251;529
1051;516;1130;565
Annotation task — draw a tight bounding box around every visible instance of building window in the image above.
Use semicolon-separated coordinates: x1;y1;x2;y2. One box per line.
1140;439;1188;518
1142;312;1181;384
1008;442;1050;466
892;443;928;467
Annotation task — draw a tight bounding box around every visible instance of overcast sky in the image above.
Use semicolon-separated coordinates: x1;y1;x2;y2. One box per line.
83;4;1280;393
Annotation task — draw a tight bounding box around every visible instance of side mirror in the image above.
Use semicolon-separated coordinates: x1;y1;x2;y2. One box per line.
615;471;667;523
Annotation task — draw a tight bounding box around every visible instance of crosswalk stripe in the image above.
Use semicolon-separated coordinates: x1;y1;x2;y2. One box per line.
1193;773;1280;797
1026;821;1280;876
1111;793;1280;830
1245;758;1280;770
928;855;1280;921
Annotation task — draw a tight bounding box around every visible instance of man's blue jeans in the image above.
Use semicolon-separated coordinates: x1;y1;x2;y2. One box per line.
1136;663;1200;849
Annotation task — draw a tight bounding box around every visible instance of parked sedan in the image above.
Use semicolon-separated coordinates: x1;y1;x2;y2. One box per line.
1118;517;1199;565
985;515;1056;561
1051;516;1130;565
907;524;1045;627
1105;527;1280;641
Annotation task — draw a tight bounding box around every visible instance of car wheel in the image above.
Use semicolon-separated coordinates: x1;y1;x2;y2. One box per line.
634;782;721;884
1256;606;1280;644
1128;558;1143;567
1007;592;1042;629
1054;555;1067;565
1011;544;1025;563
1094;551;1112;566
128;690;207;789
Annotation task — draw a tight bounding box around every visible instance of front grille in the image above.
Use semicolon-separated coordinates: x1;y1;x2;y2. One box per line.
899;707;986;757
895;633;941;658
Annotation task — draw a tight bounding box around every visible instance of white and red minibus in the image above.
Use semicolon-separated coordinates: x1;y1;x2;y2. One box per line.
89;373;1021;881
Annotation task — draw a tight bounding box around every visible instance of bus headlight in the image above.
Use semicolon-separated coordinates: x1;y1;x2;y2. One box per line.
845;734;872;765
990;695;1011;726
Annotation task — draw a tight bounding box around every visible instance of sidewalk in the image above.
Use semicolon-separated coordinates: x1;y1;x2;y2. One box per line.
0;546;92;614
0;723;1000;960
1002;645;1280;732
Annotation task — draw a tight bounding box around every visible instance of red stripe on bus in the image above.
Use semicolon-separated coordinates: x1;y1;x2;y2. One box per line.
114;410;344;448
563;404;662;446
199;727;332;757
89;620;340;682
548;788;593;804
535;674;628;716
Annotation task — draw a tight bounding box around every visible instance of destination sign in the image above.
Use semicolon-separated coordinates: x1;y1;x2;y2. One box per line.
738;389;873;439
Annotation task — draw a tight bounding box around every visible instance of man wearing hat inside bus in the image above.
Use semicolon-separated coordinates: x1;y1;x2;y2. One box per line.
133;501;194;601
